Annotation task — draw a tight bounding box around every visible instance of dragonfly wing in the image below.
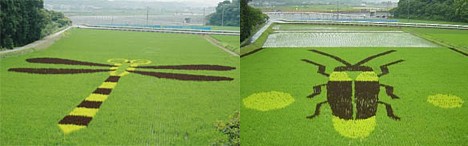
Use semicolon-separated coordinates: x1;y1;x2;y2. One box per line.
26;58;113;67
129;70;234;81
8;68;111;74
137;65;235;71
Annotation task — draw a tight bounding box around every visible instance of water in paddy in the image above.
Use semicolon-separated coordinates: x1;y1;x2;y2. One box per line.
263;32;439;48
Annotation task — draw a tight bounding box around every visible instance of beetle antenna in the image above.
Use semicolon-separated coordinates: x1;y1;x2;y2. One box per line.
309;50;352;66
354;50;397;66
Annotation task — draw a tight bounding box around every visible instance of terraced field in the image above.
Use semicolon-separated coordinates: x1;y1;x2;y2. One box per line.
0;29;239;145
241;24;468;145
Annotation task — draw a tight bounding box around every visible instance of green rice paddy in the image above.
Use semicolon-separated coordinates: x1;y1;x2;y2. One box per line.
404;28;468;52
0;29;239;145
1;19;467;145
210;35;240;54
240;24;468;145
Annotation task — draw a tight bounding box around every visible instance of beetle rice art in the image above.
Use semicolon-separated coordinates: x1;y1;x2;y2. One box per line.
302;49;404;139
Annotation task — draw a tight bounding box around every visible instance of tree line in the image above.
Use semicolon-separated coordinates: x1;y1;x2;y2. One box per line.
0;0;71;49
391;0;468;23
240;0;268;43
207;0;240;27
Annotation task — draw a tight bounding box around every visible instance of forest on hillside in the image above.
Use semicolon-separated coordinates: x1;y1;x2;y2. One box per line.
207;0;241;27
391;0;467;23
241;0;268;42
0;0;71;49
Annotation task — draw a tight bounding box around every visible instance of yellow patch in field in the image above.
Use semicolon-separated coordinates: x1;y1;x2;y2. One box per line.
356;72;379;81
85;94;108;102
130;59;151;65
428;94;464;108
58;124;86;135
69;107;99;117
110;71;117;76
332;116;376;139
243;91;295;111
329;72;352;81
107;58;128;64
110;71;130;77
118;71;130;76
99;82;117;89
110;67;118;70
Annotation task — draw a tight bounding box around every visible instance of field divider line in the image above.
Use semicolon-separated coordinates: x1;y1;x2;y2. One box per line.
405;29;468;57
203;35;239;57
274;30;405;33
275;19;468;30
240;48;265;58
249;21;274;44
77;25;240;36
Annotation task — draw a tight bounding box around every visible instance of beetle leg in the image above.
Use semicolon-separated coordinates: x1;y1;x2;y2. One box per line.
307;101;328;119
301;59;330;77
378;60;404;77
378;101;400;120
307;84;327;98
380;84;400;99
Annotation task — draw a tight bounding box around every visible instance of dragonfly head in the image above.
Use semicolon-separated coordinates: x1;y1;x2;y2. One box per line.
107;58;151;76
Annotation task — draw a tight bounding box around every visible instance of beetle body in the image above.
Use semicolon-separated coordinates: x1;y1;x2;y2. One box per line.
302;49;403;138
327;71;380;120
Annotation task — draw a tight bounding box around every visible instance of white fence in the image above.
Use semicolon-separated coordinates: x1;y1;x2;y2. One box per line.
278;20;468;30
266;12;373;20
76;24;240;36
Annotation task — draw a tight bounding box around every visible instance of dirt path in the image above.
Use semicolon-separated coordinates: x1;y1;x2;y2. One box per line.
203;35;239;57
249;20;274;44
0;26;72;58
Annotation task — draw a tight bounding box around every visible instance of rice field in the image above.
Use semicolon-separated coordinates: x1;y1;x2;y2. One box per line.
263;32;438;48
241;24;468;145
0;29;239;145
403;27;468;52
274;24;401;31
210;35;240;54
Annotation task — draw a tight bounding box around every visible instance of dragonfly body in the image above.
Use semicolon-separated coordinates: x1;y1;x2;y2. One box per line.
58;60;132;134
